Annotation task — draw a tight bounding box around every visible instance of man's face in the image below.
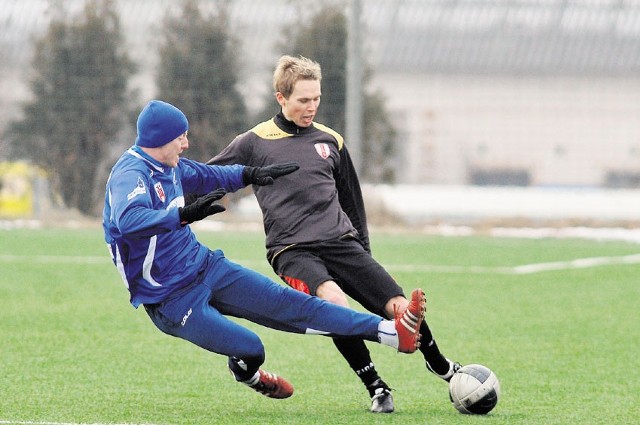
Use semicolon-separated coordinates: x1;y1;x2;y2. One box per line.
277;79;321;127
156;132;189;167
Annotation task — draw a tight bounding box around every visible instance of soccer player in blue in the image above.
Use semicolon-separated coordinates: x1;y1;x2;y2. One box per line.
103;99;426;399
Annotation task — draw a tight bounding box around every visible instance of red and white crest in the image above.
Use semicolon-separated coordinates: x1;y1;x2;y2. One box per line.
314;143;330;159
154;182;166;202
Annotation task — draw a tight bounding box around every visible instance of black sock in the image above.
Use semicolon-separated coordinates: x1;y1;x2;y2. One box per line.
333;337;380;388
227;355;262;382
418;321;450;375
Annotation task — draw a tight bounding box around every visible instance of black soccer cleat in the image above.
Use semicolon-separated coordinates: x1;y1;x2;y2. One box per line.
427;358;462;382
367;378;394;413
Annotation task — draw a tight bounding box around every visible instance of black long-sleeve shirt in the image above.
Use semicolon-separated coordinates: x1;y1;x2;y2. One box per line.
208;113;370;262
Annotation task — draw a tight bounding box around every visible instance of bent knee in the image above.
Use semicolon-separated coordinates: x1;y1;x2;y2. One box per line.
316;280;349;307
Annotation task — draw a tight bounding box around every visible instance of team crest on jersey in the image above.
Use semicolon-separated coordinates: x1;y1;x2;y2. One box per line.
314;143;330;159
154;182;166;202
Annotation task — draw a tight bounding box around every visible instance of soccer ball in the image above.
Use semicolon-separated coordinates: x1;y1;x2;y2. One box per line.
448;364;500;414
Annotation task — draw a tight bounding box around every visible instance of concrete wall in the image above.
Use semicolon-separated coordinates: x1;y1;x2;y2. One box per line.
374;73;640;187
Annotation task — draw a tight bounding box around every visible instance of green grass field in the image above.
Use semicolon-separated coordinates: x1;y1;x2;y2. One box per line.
1;226;639;425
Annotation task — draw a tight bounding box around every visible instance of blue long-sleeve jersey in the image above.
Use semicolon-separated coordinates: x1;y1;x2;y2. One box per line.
103;146;245;308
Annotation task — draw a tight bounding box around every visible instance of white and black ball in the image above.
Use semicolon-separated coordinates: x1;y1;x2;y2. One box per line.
448;364;500;414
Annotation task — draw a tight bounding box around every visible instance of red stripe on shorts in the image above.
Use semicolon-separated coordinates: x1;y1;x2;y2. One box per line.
281;275;310;295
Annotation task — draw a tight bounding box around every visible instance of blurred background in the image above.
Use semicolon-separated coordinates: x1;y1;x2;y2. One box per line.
1;0;639;229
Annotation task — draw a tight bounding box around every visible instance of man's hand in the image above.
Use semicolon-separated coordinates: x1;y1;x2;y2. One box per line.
178;188;226;225
242;162;300;186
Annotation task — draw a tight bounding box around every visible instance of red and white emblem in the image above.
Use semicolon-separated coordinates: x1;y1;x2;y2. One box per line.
154;182;166;202
314;143;330;159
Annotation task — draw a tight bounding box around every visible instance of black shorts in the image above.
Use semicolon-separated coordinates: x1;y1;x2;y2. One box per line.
272;237;405;317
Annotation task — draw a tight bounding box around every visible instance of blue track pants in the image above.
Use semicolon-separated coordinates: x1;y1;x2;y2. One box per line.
145;249;383;373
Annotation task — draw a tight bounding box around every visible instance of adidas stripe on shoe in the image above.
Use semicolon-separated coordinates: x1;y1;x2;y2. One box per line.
242;369;294;399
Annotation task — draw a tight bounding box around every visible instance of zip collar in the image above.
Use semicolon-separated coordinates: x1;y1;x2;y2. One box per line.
128;145;167;173
275;112;315;135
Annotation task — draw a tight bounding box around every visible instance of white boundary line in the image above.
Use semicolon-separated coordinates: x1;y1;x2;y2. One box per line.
382;253;640;275
509;253;640;274
0;254;107;264
2;253;640;275
0;421;164;425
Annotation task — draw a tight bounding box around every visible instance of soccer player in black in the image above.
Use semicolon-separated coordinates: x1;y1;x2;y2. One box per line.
206;55;460;412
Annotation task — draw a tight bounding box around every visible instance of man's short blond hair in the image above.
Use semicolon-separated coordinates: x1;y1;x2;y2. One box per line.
273;55;322;99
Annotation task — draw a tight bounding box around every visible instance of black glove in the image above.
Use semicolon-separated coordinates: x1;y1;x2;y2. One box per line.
183;192;200;208
242;162;300;186
178;188;226;225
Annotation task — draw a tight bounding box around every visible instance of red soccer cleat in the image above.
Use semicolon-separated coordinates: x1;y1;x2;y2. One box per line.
247;369;294;399
394;288;426;353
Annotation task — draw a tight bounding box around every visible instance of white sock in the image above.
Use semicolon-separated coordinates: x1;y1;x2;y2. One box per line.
377;320;399;349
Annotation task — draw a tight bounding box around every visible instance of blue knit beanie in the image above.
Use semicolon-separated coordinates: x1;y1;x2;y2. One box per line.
135;100;189;148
